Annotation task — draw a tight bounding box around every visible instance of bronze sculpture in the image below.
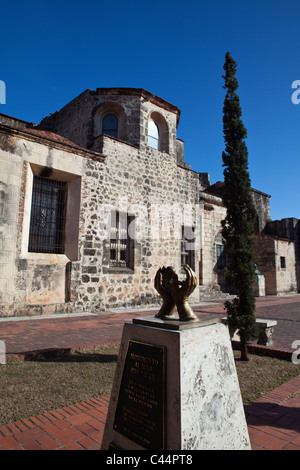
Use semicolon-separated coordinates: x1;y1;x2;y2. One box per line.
154;265;198;321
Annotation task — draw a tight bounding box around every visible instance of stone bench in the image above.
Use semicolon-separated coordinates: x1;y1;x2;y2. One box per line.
221;317;277;347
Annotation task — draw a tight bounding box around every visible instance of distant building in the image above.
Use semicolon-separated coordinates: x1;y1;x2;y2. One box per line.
0;88;298;317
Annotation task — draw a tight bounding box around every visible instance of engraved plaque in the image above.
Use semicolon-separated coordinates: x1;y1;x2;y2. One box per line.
113;340;166;449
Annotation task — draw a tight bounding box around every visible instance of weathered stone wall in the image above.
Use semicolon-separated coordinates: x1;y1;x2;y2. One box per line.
265;217;298;240
38;90;91;148
1;87;298;317
204;182;271;236
253;234;297;295
253;235;277;295
274;238;297;294
38;89;181;154
198;193;229;292
265;218;300;292
0;113;33;130
0;134;21;313
0;95;204;316
0;127;89;316
252;189;271;232
76;134;203;312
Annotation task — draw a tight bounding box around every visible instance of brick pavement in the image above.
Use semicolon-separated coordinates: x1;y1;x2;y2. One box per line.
1;295;300;360
0;294;299;450
0;379;299;451
0;395;110;450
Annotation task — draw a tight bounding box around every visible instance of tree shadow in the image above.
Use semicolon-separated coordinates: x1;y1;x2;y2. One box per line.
30;347;119;364
245;401;300;434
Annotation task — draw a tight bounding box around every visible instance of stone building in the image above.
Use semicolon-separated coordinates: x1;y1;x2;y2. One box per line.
260;218;300;295
0;88;299;317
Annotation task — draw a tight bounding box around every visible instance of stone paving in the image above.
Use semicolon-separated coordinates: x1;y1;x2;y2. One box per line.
0;295;299;450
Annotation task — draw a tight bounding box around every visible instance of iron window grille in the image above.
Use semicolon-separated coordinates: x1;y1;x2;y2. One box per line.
28;176;67;254
181;225;195;271
110;211;134;269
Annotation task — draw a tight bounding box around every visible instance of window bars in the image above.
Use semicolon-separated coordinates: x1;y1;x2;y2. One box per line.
110;212;134;268
28;176;67;254
181;225;195;271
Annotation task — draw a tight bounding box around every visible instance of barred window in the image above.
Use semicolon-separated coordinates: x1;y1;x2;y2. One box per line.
110;211;134;269
28;176;67;254
181;225;195;271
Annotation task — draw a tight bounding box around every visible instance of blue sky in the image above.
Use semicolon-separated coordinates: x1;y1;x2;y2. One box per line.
0;0;299;220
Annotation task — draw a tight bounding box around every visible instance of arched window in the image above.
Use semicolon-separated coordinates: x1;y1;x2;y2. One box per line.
102;113;118;138
148;119;159;150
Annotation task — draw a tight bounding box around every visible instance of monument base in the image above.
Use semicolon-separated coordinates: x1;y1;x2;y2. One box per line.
102;316;251;450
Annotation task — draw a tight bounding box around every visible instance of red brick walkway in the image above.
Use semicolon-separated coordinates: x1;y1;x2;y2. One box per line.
245;375;300;450
0;295;300;450
1;295;300;359
0;395;110;450
0;379;299;450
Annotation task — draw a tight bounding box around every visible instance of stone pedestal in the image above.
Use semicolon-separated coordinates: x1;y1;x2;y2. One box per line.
102;316;251;450
257;319;277;346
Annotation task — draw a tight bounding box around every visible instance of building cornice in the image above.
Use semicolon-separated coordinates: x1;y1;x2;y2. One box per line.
0;122;105;161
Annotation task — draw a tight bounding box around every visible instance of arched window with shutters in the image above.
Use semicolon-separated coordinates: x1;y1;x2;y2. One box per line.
102;113;118;138
148;119;159;150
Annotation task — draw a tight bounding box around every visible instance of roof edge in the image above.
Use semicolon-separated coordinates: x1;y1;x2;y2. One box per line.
0;122;105;161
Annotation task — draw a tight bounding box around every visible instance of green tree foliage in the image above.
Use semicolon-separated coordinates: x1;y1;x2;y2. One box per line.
221;52;258;361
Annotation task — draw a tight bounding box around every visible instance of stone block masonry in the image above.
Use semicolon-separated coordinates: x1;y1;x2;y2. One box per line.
0;90;204;316
74;136;203;312
0;87;298;317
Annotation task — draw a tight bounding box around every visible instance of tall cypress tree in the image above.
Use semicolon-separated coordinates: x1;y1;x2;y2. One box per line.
221;52;258;361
